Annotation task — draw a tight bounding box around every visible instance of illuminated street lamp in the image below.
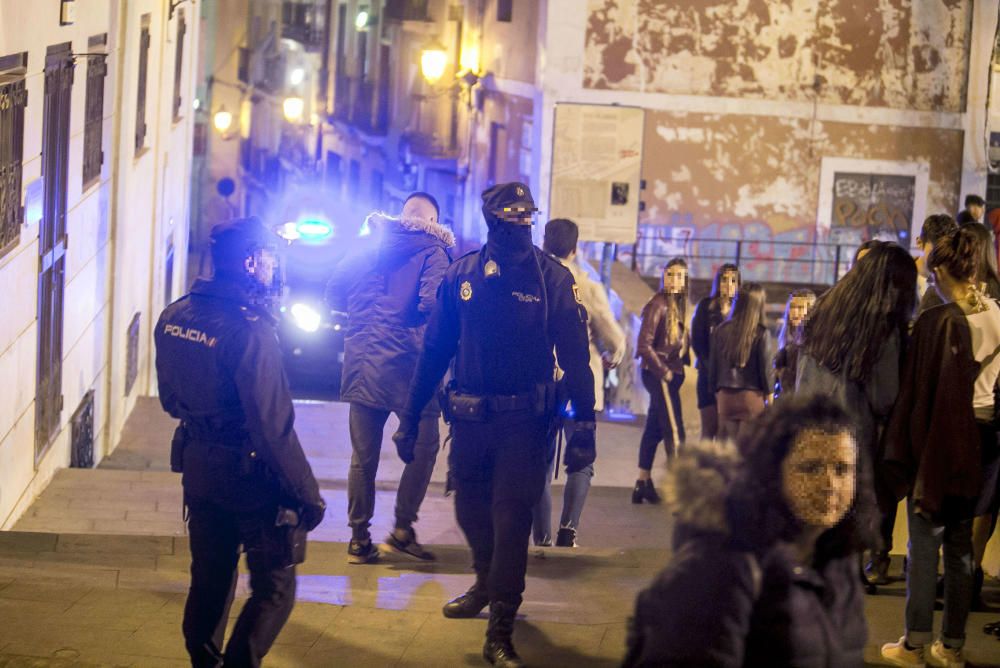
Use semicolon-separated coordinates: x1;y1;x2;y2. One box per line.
420;41;448;85
213;105;234;134
283;96;305;122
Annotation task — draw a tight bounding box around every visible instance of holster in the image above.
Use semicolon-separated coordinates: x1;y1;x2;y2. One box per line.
274;507;307;567
170;424;187;473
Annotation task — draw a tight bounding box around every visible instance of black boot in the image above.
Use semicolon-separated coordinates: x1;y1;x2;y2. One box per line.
642;479;661;504
632;480;644;504
483;601;524;667
864;550;891;585
443;580;490;619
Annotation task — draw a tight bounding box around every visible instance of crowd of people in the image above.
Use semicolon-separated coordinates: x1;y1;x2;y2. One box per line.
628;205;1000;667
155;174;1000;666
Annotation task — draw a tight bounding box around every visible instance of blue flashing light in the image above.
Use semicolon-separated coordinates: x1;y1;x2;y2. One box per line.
296;219;333;240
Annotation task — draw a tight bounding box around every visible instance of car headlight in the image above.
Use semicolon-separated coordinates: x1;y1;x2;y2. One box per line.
290;303;322;333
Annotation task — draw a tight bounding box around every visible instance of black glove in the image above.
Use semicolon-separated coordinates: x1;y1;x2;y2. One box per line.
563;423;596;474
392;414;420;464
299;499;327;532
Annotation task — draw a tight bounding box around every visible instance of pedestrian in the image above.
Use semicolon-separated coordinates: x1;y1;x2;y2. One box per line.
632;257;690;504
691;263;740;439
796;243;916;586
708;282;773;443
154;217;327;667
531;218;625;547
773;288;816;401
881;225;1000;667
325;192;454;564
623;396;874;667
392;182;595;667
915;214;959;312
957;194;986;226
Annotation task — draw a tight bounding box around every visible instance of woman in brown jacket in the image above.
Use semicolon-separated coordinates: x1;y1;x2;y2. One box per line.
633;258;690;503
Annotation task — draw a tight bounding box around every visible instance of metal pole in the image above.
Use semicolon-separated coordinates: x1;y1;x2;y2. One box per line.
735;239;742;266
834;244;842;283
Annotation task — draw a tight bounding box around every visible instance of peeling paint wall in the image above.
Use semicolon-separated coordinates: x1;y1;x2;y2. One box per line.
636;110;964;281
585;0;972;113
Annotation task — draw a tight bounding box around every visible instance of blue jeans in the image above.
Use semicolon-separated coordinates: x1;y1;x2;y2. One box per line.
905;498;974;648
530;420;593;545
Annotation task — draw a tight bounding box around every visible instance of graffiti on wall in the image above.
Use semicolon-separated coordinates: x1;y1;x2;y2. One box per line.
830;172;916;245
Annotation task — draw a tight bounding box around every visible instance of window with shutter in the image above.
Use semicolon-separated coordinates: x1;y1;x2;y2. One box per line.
135;15;151;153
82;34;107;189
0;52;28;261
172;10;186;121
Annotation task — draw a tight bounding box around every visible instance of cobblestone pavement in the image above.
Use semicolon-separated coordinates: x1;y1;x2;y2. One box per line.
6;395;1000;666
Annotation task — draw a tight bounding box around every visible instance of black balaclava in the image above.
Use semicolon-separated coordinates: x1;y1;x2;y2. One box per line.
482;182;536;264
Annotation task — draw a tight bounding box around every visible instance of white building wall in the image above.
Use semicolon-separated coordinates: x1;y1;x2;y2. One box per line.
0;0;199;528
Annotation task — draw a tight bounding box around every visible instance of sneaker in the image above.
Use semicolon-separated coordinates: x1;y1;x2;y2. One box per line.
928;640;964;668
881;637;926;667
555;527;577;548
385;527;436;561
865;551;892;585
347;537;380;564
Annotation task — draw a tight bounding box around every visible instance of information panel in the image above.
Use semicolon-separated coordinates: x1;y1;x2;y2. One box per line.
549;103;645;244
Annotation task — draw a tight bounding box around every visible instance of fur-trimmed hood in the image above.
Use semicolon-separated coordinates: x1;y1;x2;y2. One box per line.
665;439;742;536
368;212;455;248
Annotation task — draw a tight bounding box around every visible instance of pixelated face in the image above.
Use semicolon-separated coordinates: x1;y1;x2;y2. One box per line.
497;206;534;226
781;429;857;529
402;196;438;226
246;247;278;287
788;296;812;328
916;239;933;277
970;204;985;221
663;264;687;294
719;270;739;300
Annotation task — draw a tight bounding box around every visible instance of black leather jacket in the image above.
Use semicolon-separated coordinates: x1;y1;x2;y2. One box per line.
708;325;774;395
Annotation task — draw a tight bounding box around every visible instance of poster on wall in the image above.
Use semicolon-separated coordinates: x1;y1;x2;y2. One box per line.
548;103;645;244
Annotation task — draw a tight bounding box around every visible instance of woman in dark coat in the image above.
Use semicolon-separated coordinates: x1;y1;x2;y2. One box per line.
796;243;917;585
624;396;874;667
881;227;1000;666
708;282;773;443
773;289;815;401
691;263;740;439
633;257;690;503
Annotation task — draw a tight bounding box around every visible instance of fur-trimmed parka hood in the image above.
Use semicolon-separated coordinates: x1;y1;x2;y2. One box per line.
665;439;742;536
368;212;455;248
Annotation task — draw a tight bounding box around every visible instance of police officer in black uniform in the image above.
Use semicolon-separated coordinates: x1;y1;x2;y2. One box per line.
393;183;596;667
155;217;326;668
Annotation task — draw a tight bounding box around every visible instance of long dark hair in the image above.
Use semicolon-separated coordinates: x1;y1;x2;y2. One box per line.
727;395;880;563
957;222;1000;298
709;263;741;303
803;243;916;383
660;257;689;324
777;289;816;349
715;283;767;368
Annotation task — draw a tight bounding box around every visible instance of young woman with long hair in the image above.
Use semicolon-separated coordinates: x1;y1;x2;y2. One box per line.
882;226;1000;666
796;243;917;586
708;282;773;443
773;289;816;400
691;263;740;439
633;258;690;503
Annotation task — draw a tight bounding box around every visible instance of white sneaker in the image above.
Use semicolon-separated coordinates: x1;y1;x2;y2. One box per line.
928;640;965;668
881;636;926;666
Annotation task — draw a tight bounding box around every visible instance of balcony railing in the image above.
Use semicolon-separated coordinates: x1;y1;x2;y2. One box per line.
281;0;327;52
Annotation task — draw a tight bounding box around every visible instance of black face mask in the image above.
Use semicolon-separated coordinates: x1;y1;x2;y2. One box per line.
486;222;534;263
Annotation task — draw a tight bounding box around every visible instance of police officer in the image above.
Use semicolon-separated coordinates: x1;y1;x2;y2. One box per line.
393;183;596;667
155;217;326;668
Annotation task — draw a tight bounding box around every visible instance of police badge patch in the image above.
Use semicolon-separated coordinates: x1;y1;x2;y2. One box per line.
460;281;473;301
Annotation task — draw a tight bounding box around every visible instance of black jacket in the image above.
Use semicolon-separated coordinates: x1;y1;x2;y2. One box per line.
708;325;773;395
326;217;452;415
155;278;322;511
405;244;596;422
690;297;724;370
624;445;867;667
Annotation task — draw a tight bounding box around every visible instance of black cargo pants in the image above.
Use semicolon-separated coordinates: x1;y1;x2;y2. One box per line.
451;410;549;607
183;498;297;668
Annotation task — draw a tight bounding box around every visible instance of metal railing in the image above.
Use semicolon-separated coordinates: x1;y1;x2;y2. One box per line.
619;235;899;287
